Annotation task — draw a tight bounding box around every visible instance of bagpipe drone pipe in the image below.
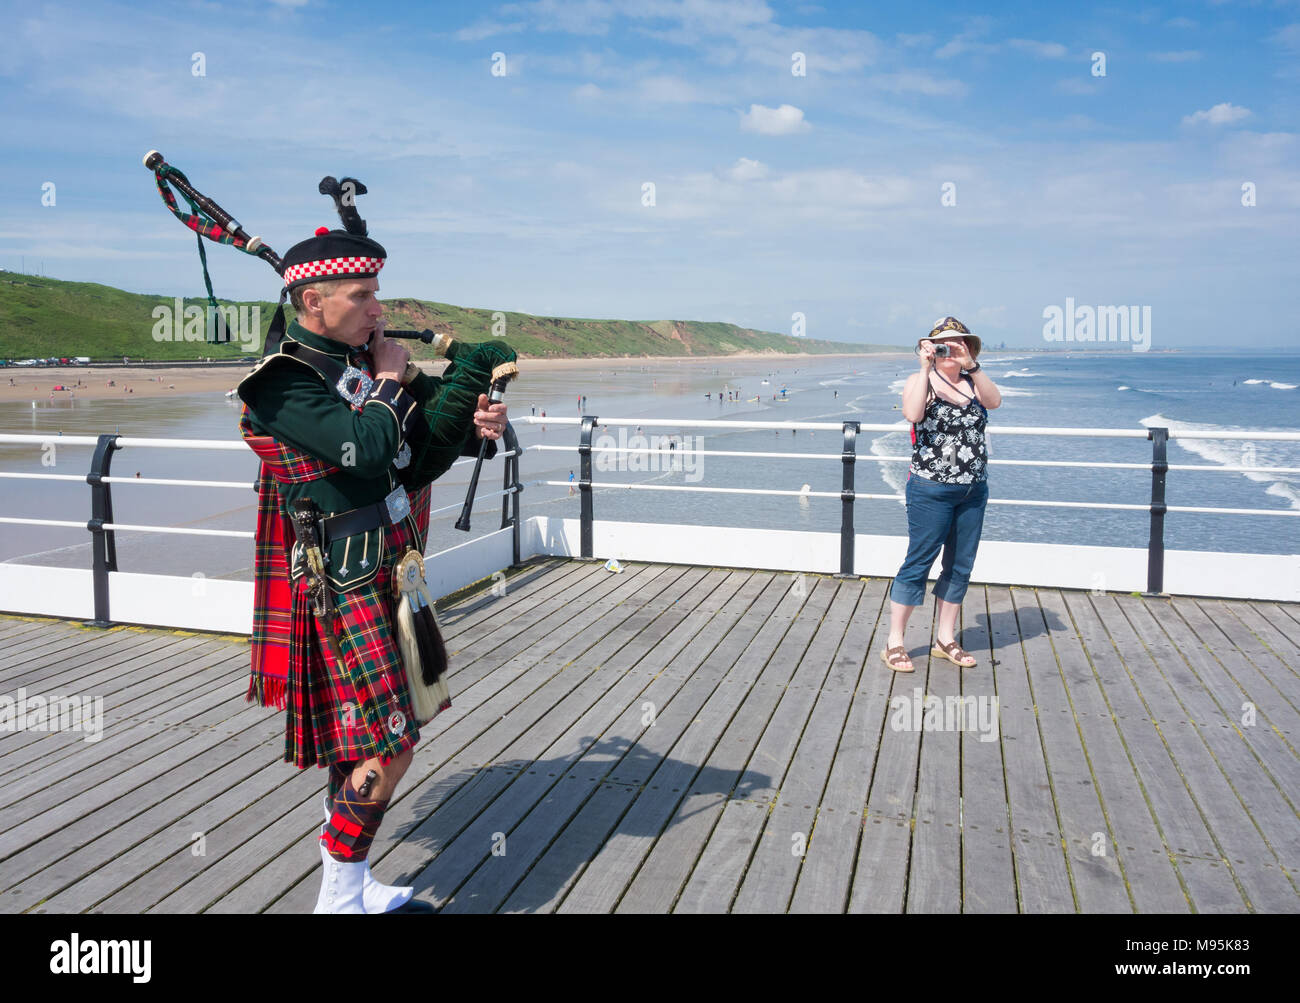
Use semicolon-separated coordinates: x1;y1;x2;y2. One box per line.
144;150;518;512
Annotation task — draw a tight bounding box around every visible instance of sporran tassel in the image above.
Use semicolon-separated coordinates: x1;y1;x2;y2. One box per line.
393;550;451;721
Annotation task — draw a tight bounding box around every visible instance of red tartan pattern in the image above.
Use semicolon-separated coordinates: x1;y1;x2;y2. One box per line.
284;486;436;768
239;405;343;708
239;376;440;771
154;169;251;251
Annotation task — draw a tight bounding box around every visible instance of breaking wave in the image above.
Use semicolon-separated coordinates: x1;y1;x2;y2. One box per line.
1141;413;1300;510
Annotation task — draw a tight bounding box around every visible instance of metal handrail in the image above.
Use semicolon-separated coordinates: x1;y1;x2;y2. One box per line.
2;415;1297;615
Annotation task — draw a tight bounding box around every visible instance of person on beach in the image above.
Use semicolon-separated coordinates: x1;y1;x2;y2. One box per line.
882;317;1002;673
237;222;507;914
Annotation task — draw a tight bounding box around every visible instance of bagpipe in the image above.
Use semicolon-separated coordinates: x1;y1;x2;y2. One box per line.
144;150;517;511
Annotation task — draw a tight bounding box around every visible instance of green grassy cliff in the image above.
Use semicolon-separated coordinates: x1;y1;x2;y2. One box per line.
0;273;897;362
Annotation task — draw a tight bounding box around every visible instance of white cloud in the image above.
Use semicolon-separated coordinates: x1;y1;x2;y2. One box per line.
1182;102;1252;126
1150;50;1201;62
1166;16;1197;29
724;157;768;182
870;72;966;97
638;74;715;103
1056;78;1099;96
573;82;603;100
1272;24;1300;50
739;103;809;135
455;20;527;41
1006;38;1068;59
500;0;618;35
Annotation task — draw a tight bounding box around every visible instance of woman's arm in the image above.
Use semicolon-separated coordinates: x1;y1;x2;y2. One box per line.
969;368;1002;410
901;371;930;423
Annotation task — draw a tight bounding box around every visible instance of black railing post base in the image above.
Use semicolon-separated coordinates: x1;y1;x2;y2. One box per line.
578;416;597;561
1145;426;1169;597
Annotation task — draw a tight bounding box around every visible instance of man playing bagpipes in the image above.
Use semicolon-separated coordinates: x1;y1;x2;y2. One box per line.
146;154;517;913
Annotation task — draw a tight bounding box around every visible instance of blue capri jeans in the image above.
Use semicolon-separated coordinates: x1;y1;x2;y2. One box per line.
889;474;989;607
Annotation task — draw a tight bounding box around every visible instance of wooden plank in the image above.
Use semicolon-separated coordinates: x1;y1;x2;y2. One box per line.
0;628;160;683
976;586;1072;912
1224;601;1300;675
1206;600;1300;722
955;586;1018;913
402;570;740;910
124;768;327;913
0;649;251;809
905;587;966;915
0;676;264;850
671;578;839;912
1032;590;1180;912
1250;603;1300;657
498;781;639;913
848;597;941;913
1134;599;1300;833
1097;594;1299;911
788;579;899;913
458;572;801;916
552;574;805;913
249;568;730;914
609;576;810;913
671;800;770;913
7;728;283;912
258;564;703;913
0;636;242;769
1063;592;1242;915
731;581;865;913
1013;592;1138;914
1127;599;1300;892
255;568;694;913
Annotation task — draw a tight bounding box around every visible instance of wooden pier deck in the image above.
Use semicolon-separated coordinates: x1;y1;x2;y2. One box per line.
1;558;1297;914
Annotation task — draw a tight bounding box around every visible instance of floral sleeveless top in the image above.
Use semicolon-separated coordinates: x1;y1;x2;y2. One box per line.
910;374;988;484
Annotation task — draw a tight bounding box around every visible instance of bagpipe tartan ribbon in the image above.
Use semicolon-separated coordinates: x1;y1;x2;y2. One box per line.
152;163;260;340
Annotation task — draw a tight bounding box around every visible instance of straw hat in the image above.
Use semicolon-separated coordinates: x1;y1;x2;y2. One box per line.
917;316;981;358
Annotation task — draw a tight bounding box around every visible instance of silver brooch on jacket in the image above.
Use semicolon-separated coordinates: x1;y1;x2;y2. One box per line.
336;366;374;407
393;441;411;469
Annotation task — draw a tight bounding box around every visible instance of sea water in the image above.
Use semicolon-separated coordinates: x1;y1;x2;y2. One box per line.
1;351;1296;582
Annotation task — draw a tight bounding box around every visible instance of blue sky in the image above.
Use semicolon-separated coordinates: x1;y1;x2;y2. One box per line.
0;0;1296;347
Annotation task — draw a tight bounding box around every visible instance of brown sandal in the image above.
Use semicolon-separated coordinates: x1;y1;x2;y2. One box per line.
932;639;976;667
881;645;914;673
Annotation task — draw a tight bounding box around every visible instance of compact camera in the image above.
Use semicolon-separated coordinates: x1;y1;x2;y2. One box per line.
932;344;951;357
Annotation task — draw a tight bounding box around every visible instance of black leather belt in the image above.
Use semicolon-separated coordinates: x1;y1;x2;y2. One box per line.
321;502;391;544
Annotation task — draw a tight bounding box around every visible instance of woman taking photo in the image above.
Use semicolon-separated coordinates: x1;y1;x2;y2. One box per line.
882;317;1002;672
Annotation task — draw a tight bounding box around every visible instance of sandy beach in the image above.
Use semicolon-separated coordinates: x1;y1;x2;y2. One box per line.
0;351;899;404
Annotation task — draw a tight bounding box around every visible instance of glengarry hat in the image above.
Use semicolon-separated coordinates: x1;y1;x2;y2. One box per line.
280;227;387;291
917;316;981;357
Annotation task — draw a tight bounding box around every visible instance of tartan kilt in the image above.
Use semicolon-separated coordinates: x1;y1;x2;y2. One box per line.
284;488;446;769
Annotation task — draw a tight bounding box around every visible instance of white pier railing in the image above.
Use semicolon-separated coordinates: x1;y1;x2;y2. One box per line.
0;415;1297;633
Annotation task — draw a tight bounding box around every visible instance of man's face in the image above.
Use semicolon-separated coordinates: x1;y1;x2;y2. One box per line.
307;278;384;347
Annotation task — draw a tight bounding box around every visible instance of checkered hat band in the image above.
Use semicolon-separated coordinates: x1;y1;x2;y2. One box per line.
282;256;385;285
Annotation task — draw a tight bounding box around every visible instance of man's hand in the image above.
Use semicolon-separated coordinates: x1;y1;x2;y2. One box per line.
474;394;508;440
370;332;410;383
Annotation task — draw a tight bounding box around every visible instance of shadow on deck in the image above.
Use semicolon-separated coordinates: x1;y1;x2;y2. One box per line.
1;558;1298;913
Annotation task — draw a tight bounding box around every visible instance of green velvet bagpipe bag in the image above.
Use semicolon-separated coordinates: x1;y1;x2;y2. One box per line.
398;337;518;491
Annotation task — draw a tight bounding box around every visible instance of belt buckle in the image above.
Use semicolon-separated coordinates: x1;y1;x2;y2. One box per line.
384;487;410;524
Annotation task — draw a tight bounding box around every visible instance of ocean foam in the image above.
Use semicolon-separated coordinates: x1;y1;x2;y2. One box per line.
1140;413;1300;510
